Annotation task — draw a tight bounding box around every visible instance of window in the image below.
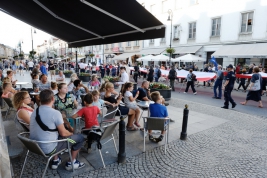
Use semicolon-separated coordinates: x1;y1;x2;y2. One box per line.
188;22;196;39
149;39;155;43
105;44;108;49
241;11;253;33
119;43;122;47
173;25;180;39
175;0;182;9
111;43;114;48
211;18;221;36
134;41;139;46
162;1;169;13
161;37;166;42
99;45;102;50
127;41;131;47
190;0;198;5
150;4;156;14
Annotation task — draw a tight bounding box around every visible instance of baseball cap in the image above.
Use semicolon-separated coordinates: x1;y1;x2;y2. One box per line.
227;64;233;69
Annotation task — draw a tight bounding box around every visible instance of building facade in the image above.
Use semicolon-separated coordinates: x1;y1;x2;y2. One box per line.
137;0;267;68
0;44;15;59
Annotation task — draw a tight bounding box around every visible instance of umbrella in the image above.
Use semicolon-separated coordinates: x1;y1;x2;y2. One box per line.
172;54;206;62
153;54;174;61
136;55;154;61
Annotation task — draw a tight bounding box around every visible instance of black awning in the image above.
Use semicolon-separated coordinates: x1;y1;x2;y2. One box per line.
0;0;165;47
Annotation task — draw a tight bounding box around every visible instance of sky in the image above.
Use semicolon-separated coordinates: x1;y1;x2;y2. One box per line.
0;11;52;54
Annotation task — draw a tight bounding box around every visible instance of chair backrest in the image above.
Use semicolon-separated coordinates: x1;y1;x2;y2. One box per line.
3;97;14;108
17;132;47;157
101;121;119;140
18;120;30;132
104;106;118;120
144;117;166;130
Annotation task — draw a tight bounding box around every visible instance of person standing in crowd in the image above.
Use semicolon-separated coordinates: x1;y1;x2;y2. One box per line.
221;64;236;109
240;66;263;108
28;60;34;72
203;64;209;87
235;69;247;92
79;61;86;73
11;61;17;75
245;64;254;89
184;69;197;95
235;63;241;83
115;67;129;91
154;65;161;82
40;61;48;75
100;64;105;78
261;68;267;96
32;64;41;76
212;65;223;99
122;62;131;76
133;62;139;83
111;65;116;77
49;60;56;80
147;66;154;82
168;66;177;91
19;60;25;76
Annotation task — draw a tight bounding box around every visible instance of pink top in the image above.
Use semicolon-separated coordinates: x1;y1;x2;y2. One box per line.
2;92;11;98
91;80;100;86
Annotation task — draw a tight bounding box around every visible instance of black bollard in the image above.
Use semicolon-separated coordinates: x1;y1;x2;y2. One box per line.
118;116;126;164
180;104;189;140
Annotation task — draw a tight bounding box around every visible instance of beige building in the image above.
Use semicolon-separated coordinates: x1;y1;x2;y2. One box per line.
0;44;15;59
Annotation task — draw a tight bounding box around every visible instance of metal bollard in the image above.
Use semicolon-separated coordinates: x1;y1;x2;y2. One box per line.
118;116;126;164
180;104;189;140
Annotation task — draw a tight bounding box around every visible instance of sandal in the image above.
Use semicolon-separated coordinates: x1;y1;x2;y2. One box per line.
134;122;141;127
127;126;138;131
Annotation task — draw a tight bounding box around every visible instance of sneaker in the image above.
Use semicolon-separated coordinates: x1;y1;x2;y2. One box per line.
221;106;228;109
194;92;197;95
212;96;217;99
149;135;154;141
155;135;164;143
51;157;62;169
164;102;169;106
183;92;187;94
65;159;85;171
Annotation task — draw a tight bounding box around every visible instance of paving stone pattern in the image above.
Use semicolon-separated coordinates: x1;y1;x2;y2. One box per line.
12;98;267;178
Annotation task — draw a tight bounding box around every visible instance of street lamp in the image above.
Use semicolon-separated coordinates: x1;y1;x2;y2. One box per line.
31;27;36;51
18;40;23;54
167;9;173;66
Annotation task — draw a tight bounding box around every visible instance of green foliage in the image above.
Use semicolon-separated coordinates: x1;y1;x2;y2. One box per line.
149;82;170;90
89;53;95;58
166;48;175;54
63;70;73;74
79;73;91;76
104;76;120;82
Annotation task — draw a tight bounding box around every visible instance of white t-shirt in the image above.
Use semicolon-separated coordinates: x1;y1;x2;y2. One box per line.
28;61;34;67
79;63;87;69
124;91;135;105
56;74;65;81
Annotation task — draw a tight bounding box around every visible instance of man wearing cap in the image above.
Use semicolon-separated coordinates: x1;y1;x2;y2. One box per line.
221;64;236;109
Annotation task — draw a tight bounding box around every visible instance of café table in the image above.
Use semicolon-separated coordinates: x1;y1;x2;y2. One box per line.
136;100;154;119
62;107;82;134
16;82;30;89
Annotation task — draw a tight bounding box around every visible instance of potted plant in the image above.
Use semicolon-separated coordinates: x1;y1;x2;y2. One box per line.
89;53;95;58
149;83;171;101
79;73;91;82
104;76;120;89
19;54;24;59
166;47;175;54
63;70;73;78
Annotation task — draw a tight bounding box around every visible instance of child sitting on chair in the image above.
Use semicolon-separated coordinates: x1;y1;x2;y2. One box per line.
148;91;169;142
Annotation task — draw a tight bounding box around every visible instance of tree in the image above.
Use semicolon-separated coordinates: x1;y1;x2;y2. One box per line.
29;50;36;59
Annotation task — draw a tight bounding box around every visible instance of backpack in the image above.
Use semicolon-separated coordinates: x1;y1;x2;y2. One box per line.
191;73;197;81
157;69;161;78
168;69;176;79
86;126;103;150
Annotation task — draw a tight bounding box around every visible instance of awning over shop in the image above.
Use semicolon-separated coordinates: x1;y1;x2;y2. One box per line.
113;53;139;61
140;48;166;54
174;46;202;54
212;43;267;58
0;0;165;47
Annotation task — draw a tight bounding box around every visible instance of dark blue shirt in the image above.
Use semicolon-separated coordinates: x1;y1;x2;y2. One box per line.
149;103;168;118
225;71;236;89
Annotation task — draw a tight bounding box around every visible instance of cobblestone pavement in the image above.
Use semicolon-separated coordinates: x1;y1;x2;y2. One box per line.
11;97;267;178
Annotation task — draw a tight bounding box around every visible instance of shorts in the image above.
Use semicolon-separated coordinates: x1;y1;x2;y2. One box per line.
47;134;85;155
50;70;55;75
29;67;33;71
118;105;129;115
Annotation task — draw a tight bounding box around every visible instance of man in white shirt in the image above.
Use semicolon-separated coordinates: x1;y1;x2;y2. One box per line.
122;62;131;76
115;67;129;92
56;71;65;83
28;60;34;71
78;62;87;73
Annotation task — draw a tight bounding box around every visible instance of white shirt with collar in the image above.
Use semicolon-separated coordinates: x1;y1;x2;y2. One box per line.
117;71;129;85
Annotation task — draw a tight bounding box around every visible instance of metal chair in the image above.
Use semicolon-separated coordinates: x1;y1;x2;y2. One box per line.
18;120;30;132
143;117;170;154
136;99;149;123
2;97;16;120
99;106;119;126
82;121;119;168
17;132;75;178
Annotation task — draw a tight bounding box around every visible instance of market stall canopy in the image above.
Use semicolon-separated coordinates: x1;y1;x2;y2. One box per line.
174;46;202;54
71;57;85;62
172;54;206;62
140;48;167;55
113;53;139;61
0;0;165;47
212;43;267;58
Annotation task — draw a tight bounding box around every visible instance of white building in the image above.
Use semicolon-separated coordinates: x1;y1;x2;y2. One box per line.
137;0;267;69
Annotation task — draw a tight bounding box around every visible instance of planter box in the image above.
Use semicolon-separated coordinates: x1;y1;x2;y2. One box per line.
79;75;91;82
150;88;171;101
64;73;72;78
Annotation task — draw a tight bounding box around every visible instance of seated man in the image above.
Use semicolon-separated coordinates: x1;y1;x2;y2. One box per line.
37;74;51;91
30;89;85;170
148;91;169;142
56;71;65;83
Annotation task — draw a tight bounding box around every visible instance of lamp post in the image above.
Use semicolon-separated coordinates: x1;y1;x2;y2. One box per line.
167;9;173;66
18;40;23;55
31;27;36;51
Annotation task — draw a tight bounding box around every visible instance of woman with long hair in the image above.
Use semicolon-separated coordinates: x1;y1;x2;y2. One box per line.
104;82;139;131
13;91;33;127
240;66;263;108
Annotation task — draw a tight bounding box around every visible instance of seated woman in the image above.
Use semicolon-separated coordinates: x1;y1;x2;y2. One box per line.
72;79;89;99
12;91;34;129
2;83;16;98
104;82;139;131
99;79;118;99
89;74;101;88
122;82;141;128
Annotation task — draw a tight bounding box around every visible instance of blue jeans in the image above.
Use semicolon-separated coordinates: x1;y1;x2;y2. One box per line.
154;77;159;82
213;79;222;98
